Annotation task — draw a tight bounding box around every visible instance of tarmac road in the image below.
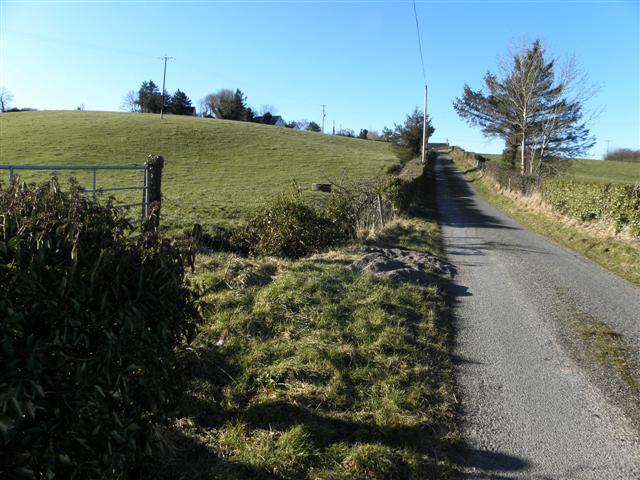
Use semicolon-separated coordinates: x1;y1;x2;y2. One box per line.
436;155;640;479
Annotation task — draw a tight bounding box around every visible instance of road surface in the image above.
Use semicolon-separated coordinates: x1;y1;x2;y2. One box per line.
436;155;640;479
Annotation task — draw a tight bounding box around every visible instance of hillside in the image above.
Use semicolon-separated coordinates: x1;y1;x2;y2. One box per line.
480;153;640;183
0;111;397;232
562;157;640;183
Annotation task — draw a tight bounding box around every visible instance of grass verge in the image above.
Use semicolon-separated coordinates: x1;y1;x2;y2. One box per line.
366;160;442;256
450;154;640;287
571;310;639;394
557;297;640;429
142;163;460;479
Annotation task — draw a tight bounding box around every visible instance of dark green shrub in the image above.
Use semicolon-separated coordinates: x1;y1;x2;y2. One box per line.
242;172;418;260
0;179;199;479
383;172;421;214
243;187;354;259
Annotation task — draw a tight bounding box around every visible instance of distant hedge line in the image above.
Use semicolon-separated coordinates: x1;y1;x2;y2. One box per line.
541;179;640;237
483;160;542;196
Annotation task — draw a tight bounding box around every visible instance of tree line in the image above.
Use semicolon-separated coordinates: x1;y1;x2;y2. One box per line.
120;81;433;152
121;81;194;115
604;148;640;163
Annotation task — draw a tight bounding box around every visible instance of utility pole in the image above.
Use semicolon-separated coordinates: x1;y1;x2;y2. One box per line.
332;120;335;135
159;55;175;119
321;105;327;133
606;139;611;155
421;84;428;164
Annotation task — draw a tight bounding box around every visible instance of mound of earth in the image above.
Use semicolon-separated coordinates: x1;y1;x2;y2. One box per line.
348;246;454;286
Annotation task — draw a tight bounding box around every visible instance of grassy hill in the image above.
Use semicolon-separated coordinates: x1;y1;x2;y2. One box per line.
480;153;639;183
0;111;397;232
562;157;640;183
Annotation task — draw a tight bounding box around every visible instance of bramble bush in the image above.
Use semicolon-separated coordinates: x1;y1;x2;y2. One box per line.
242;186;355;259
0;179;199;479
542;179;640;237
242;173;415;259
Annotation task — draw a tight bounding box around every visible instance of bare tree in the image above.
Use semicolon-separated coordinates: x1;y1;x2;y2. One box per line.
259;104;277;115
0;87;14;112
204;88;247;120
296;119;310;131
197;98;211;117
120;90;140;112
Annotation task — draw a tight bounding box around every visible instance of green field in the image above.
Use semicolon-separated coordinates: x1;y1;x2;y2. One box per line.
562;158;640;183
481;153;640;183
0;111;397;232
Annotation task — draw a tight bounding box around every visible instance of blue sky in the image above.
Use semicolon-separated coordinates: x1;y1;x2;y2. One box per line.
1;0;638;157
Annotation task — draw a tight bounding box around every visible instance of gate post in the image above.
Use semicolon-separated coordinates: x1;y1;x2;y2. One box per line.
144;154;164;229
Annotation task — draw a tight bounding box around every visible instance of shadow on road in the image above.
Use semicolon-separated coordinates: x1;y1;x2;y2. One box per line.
453;447;531;479
436;157;515;231
435;155;533;479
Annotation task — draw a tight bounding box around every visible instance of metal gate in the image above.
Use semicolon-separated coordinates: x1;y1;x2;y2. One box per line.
0;164;150;221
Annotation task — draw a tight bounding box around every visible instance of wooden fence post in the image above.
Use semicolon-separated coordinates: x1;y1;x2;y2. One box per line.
377;194;385;228
144;154;164;229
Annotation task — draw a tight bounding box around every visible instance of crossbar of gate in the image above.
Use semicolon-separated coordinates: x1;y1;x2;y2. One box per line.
0;164;150;222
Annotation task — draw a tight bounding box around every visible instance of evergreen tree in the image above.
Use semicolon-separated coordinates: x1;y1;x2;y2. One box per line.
232;89;247;120
137;80;162;113
169;89;193;115
306;121;321;132
390;108;435;161
454;40;595;175
245;107;255;122
261;112;273;124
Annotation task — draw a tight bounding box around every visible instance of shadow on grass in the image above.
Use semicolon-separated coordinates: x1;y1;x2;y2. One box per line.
141;432;287;480
137;345;293;479
142;158;531;479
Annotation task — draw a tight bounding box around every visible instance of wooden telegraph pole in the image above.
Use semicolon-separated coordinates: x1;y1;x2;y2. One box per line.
159;55;175;119
421;84;428;164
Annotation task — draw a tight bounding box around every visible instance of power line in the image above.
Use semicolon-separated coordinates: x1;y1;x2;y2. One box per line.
412;1;428;163
412;0;427;86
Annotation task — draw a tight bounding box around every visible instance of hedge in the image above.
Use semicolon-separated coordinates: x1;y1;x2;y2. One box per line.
451;146;640;237
541;179;640;237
